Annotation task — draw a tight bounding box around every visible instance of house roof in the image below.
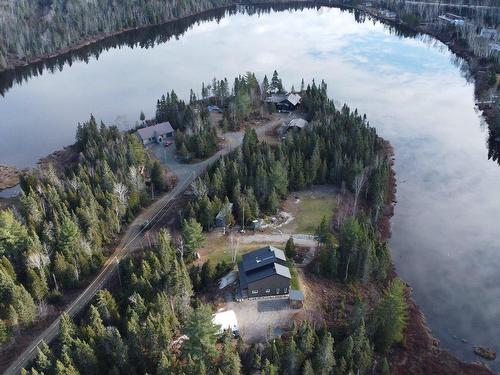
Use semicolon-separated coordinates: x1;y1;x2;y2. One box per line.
137;122;174;140
215;202;233;221
286;93;301;106
287;118;309;129
241;246;286;272
238;246;290;288
243;262;291;284
265;94;287;104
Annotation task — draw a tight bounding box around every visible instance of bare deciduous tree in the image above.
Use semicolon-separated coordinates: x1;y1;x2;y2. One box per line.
352;168;368;216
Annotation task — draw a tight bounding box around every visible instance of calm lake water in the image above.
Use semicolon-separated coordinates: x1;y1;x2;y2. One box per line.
1;5;499;369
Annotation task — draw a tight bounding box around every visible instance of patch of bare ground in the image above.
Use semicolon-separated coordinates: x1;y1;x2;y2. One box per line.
0;165;23;190
38;144;80;173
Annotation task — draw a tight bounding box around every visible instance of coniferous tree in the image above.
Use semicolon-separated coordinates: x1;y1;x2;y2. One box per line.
374;278;409;352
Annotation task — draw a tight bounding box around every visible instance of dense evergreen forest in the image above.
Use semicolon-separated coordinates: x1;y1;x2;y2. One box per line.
2;0;496;74
153;72;271;160
20;77;409;375
0;0;235;71
0;117;168;347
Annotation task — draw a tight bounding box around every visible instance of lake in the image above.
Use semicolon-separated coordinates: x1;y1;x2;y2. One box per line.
0;4;499;369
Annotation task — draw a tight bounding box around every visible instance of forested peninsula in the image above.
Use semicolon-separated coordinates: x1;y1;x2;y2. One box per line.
0;71;494;374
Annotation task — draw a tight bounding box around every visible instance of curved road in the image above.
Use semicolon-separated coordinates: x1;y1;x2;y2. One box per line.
3;116;282;375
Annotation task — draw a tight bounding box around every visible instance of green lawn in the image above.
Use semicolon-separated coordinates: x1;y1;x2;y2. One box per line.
293;195;337;234
201;235;285;265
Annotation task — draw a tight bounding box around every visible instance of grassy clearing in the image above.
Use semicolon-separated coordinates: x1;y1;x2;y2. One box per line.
292;195;337;234
199;233;285;264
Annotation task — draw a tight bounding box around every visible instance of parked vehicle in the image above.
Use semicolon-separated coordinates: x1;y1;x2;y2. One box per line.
141;220;150;230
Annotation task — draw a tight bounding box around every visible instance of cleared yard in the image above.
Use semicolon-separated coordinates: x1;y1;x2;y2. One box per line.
282;186;338;234
197;232;286;264
224;298;299;343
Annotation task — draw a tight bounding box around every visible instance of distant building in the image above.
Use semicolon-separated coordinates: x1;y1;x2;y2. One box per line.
287;118;308;131
136;122;174;145
265;92;302;111
379;9;397;20
238;246;291;299
438;13;465;26
480;28;498;40
281;118;309;137
215;202;233;228
490;42;500;53
208;104;223;113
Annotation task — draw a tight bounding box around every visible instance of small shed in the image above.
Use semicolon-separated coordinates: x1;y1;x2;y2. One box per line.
219;270;238;290
251;219;262;231
289;289;304;309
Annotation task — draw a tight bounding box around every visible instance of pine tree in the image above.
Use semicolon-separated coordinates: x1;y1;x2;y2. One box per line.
183;303;219;361
220;332;241;375
285;237;296;259
285;338;300;375
374;278;408;352
151;160;167;193
34;341;53;373
181;218;204;259
351;319;373;374
262;359;278;375
381;357;390;375
302;359;314;375
0;319;9;345
313;331;335;375
267;188;279;213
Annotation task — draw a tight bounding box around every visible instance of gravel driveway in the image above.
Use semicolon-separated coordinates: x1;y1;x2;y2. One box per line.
224;298;295;343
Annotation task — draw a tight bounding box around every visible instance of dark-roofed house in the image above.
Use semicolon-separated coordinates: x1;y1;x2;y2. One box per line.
238;246;291;299
265;93;301;111
136;122;174;145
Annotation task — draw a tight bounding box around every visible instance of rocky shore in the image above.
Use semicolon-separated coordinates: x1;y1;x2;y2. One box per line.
0;165;21;191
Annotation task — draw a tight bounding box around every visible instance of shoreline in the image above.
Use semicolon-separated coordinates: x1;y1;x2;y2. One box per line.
0;165;22;191
379;139;495;374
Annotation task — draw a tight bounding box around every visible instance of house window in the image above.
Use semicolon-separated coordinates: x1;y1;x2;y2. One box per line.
265;289;271;293
276;288;280;294
251;289;259;295
284;288;288;293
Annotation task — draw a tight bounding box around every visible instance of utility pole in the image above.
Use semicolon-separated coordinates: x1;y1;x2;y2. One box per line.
115;258;122;288
242;205;245;232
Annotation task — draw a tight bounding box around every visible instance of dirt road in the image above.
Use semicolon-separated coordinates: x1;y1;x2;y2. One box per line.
3;117;282;375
